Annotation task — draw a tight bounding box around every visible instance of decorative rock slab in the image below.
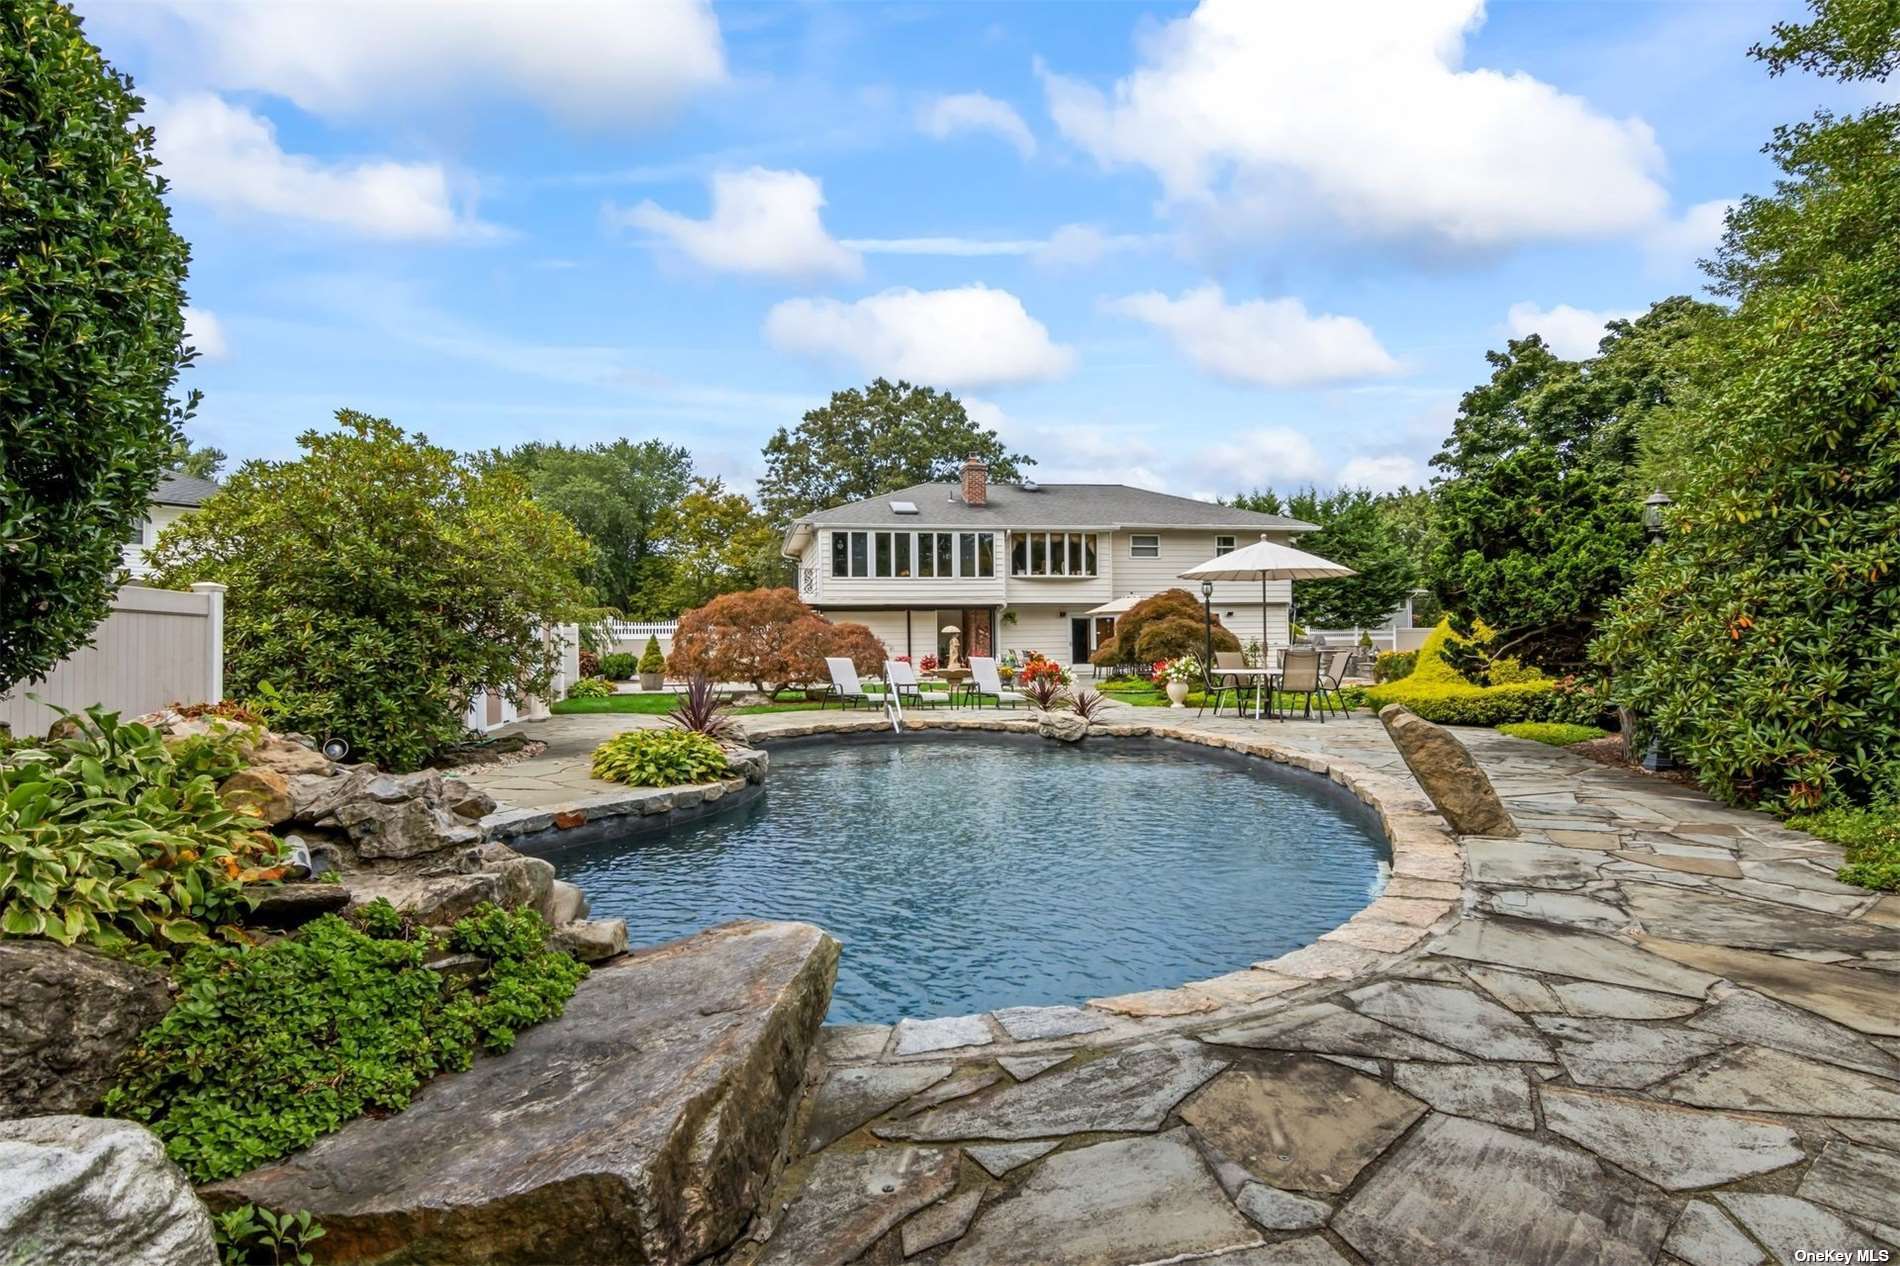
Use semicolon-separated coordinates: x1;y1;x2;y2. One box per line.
1548;981;1701;1021
990;1005;1110;1042
878;1041;1227;1142
1378;704;1517;836
1687;987;1900;1080
998;1054;1069;1081
1037;710;1089;743
1663;1201;1766;1266
804;1063;952;1152
243;881;352;930
1333;1115;1673;1266
1235;1183;1332;1231
1796;1140;1900;1228
1531;1015;1732;1089
759;1146;958;1266
1346;980;1551;1061
549;917;628;963
966;1140;1061;1178
1655;1044;1900;1118
0;940;172;1118
1206;1238;1355;1266
1392;1062;1534;1130
0;1116;216;1266
900;1188;985;1257
1538;1086;1803;1190
205;920;839;1266
1432;919;1718;998
1178;1055;1427;1195
1636;936;1900;1036
941;1130;1263;1265
1714;1193;1888;1265
892;1013;994;1055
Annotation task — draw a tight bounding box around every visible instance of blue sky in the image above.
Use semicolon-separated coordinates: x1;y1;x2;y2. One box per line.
76;0;1861;501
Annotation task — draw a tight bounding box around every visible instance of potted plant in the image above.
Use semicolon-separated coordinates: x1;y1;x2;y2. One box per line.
1158;655;1200;707
638;635;666;691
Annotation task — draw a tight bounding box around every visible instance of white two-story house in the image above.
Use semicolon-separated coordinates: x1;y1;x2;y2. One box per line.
780;458;1320;669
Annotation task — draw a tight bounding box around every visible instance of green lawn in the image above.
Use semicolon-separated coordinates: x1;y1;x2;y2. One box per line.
552;691;827;717
1496;721;1610;746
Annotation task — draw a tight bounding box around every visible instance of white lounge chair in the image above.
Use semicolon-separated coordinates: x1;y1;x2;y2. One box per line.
822;657;873;710
968;656;1027;709
884;659;941;709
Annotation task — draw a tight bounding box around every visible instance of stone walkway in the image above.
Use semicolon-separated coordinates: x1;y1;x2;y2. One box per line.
472;706;1900;1265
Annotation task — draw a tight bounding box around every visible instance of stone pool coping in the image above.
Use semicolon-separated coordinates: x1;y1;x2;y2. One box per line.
727;710;1464;1059
479;746;769;854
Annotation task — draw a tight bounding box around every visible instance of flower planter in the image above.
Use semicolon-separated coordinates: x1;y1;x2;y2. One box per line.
639;673;664;692
1165;680;1190;707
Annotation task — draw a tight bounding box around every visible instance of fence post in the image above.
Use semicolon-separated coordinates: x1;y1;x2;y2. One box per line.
190;582;227;704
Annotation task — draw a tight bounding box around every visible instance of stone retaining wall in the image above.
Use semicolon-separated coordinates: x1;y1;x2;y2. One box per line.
481;747;769;854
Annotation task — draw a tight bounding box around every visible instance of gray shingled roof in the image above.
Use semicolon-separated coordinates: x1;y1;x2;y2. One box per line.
152;471;221;506
798;482;1318;531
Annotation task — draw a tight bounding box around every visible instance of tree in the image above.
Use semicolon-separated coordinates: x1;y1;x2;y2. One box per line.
148;412;598;770
1231;487;1418;628
496;439;693;615
652;478;781;615
1596;0;1900;812
1426;298;1718;672
756;379;1034;524
1;0;196;691
167;441;227;481
1091;589;1239;670
666;587;885;695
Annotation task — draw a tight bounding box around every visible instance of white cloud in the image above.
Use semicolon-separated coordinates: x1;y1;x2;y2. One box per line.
1040;0;1667;251
1503;301;1639;359
1193;427;1329;487
182;306;229;361
917;92;1037;158
1105;285;1399;388
615;168;861;281
147;94;492;240
764;285;1075;388
1033;224;1159;270
1337;454;1423;492
134;0;724;126
1645;198;1733;274
842;236;1043;257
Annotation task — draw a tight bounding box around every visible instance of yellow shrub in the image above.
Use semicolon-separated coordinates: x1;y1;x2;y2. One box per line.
1365;619;1553;725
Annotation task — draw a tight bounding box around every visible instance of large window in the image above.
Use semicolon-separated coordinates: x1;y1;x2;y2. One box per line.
1129;534;1160;559
1010;532;1100;577
830;529;996;580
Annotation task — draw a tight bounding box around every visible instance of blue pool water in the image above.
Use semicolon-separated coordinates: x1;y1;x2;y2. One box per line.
552;735;1390;1023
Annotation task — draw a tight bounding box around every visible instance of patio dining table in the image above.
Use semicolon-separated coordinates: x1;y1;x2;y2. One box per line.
1217;665;1282;720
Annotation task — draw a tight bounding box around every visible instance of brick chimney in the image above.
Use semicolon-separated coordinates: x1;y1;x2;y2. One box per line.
961;456;989;506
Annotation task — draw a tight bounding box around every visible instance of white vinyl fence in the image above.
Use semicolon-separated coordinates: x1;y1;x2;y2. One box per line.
1;583;226;738
606;620;677;661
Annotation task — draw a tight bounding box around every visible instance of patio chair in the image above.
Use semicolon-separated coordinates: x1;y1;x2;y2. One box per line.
821;657;873;710
968;656;1026;709
1198;650;1249;717
1320;648;1354;716
884;659;941;709
1279;647;1326;721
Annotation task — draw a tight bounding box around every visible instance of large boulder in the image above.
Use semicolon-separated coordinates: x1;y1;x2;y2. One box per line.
205;920;841;1265
1378;704;1518;837
1037;710;1090;743
0;1116;216;1266
0;941;172;1119
218;767;294;826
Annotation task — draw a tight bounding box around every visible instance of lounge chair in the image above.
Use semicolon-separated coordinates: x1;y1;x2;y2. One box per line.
822;657;873;710
884;659;941;709
968;656;1027;709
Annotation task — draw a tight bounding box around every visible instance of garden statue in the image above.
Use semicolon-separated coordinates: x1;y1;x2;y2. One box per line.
946;633;962;669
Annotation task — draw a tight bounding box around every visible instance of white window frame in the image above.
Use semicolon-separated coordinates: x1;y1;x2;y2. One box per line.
1215;535;1236;556
1129;534;1160;559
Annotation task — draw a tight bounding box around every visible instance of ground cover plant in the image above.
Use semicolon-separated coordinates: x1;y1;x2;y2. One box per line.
1364;621;1554;725
0;706;286;958
591;728;730;786
105;901;585;1182
566;676;616;699
1786;803;1900;891
1497;722;1609;747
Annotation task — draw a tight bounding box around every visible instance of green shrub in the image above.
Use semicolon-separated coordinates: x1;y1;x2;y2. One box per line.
1091;589;1239;669
0;707;286;958
566;676;616;699
1786;805;1900;893
1;0;196;691
590;729;729;786
214;1206;324;1266
1365;620;1554;725
104;901;586;1182
1373;650;1417;683
638;635;666;675
1498;722;1609;747
598;652;638;680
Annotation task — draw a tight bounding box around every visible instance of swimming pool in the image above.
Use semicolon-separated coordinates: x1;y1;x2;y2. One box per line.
552;733;1390;1023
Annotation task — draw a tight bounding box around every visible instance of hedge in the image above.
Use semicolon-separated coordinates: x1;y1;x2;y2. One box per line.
1365;620;1554;725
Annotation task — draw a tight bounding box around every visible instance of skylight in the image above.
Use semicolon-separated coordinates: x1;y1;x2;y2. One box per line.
890;500;919;514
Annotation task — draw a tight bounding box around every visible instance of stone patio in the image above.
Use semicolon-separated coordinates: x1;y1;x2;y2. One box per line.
468;705;1900;1265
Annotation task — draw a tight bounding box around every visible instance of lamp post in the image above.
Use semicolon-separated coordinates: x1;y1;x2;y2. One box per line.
1200;579;1215;670
1640;490;1674;772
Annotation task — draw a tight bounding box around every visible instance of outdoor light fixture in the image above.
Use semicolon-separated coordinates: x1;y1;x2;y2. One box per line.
1201;579;1215;670
1643;490;1672;545
321;737;350;762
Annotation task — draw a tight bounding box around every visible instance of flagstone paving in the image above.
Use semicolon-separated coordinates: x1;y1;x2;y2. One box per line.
480;706;1898;1264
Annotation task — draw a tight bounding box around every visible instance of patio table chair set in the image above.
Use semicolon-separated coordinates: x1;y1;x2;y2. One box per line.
1198;647;1355;722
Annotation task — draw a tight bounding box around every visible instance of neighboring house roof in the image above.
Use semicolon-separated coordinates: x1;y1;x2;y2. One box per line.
152;471;221;507
795;482;1319;534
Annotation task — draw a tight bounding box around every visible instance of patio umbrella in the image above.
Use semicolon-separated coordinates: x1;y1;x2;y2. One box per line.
1178;534;1355;656
1082;593;1144;617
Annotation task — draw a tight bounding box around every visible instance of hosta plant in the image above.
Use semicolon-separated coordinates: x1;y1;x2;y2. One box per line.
566;676;616;700
591;728;729;787
0;706;286;958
